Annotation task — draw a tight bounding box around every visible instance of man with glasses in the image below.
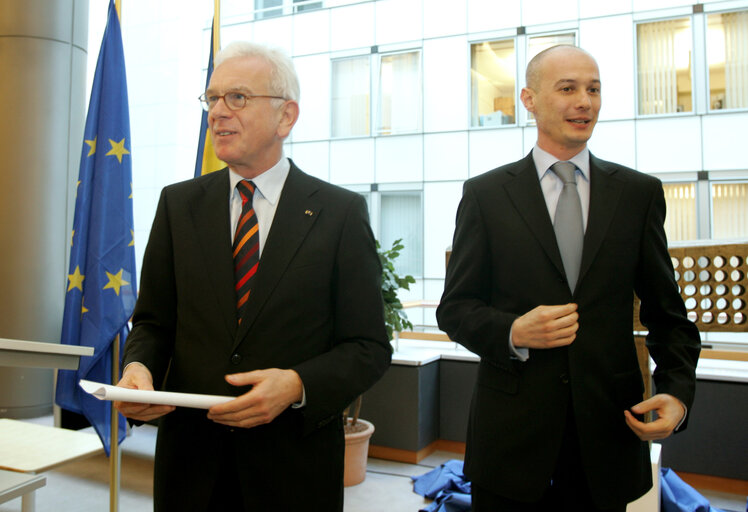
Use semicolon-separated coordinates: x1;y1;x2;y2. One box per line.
116;41;391;511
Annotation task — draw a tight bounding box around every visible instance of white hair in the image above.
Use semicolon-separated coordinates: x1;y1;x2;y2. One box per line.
214;41;300;103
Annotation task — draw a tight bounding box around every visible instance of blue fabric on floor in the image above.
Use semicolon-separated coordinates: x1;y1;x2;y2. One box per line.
412;462;731;512
660;468;726;512
411;459;471;512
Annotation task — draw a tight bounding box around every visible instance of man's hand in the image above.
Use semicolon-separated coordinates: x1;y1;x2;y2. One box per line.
114;362;175;422
207;369;303;429
624;393;685;441
511;303;579;349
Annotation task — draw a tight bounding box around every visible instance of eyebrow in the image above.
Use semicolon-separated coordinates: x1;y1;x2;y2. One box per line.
205;86;252;95
554;78;601;87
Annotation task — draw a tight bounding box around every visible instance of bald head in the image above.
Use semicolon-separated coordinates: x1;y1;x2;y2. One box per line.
526;45;597;91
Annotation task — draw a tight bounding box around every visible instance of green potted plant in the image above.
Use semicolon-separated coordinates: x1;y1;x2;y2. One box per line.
343;238;415;486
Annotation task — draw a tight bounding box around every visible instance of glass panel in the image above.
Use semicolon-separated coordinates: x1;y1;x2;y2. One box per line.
527;33;576;62
637;18;693;115
380;192;423;278
663;183;697;241
331;57;370;138
712;182;748;239
707;10;748;110
470;39;516;127
255;0;283;19
294;0;323;13
377;51;422;135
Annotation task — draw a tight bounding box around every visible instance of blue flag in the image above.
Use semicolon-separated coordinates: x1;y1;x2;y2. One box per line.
55;0;136;456
195;21;225;177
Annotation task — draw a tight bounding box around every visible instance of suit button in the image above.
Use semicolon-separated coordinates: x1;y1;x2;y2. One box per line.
559;373;570;384
230;354;242;365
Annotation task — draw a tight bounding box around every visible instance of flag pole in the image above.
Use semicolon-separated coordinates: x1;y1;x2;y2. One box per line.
110;0;122;508
110;334;121;512
214;0;221;55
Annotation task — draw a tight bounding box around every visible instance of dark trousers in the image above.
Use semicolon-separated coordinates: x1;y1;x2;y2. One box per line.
472;412;626;512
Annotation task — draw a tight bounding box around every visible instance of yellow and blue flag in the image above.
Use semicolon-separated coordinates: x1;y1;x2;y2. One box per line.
195;22;225;177
55;0;136;456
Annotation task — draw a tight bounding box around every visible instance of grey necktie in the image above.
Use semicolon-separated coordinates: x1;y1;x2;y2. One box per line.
551;161;584;292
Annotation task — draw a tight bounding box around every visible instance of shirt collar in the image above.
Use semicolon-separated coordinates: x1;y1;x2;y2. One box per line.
532;145;590;182
228;156;290;205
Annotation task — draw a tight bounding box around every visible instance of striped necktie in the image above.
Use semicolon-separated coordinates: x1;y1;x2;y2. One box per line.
233;180;260;322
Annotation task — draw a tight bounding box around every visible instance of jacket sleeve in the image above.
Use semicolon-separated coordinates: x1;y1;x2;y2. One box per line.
634;181;701;422
436;181;519;367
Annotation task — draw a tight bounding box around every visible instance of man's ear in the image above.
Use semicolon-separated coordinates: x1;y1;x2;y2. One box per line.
520;87;535;114
277;100;299;139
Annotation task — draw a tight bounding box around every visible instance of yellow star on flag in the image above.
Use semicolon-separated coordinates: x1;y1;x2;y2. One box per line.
106;138;130;163
67;266;85;292
129;229;135;247
81;297;88;316
85;137;97;157
70;229;75;247
103;269;129;296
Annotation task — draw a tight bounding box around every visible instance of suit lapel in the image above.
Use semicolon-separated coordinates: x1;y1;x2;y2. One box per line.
188;169;238;340
504;153;566;278
578;154;624;287
233;164;321;348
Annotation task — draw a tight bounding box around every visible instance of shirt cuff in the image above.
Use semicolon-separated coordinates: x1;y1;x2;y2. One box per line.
291;385;307;409
508;325;529;362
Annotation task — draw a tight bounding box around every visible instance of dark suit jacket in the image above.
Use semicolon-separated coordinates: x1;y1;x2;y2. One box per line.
436;152;700;507
123;161;391;511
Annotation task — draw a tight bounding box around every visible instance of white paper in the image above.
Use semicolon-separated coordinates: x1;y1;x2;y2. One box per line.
79;379;234;409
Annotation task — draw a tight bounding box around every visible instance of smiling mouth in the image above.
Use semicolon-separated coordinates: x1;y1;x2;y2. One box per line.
568;119;590;124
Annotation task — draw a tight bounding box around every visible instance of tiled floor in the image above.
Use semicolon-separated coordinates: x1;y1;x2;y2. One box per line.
1;418;745;511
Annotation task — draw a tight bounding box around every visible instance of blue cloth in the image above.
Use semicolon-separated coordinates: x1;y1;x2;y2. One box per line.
412;460;471;512
55;0;136;456
660;468;726;512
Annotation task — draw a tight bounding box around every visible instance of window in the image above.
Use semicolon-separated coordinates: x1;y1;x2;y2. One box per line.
293;0;322;13
707;10;748;111
377;51;422;135
470;39;516;127
637;18;693;115
331;57;370;137
253;0;321;19
527;33;576;62
712;182;748;239
254;0;282;19
663;183;697;241
379;192;423;278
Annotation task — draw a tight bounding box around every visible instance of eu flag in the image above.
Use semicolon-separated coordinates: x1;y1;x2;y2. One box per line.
194;20;225;177
55;0;136;456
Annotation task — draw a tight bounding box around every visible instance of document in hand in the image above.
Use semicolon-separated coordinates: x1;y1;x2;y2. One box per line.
79;379;233;409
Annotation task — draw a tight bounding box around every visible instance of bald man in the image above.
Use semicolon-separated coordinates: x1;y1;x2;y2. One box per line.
437;45;700;511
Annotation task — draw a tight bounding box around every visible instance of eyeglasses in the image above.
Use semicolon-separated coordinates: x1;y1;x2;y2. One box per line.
198;91;286;112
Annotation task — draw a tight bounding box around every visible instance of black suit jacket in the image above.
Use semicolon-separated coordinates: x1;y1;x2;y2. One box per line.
437;152;700;507
123;161;391;510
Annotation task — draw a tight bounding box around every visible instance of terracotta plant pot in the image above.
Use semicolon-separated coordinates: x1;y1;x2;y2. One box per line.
343;418;375;487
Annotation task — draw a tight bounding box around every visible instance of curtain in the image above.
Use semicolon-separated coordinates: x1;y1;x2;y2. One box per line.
331;57;370;137
637;20;682;115
663;183;697;241
712;183;748;239
723;11;748;109
378;51;421;135
380;192;423;278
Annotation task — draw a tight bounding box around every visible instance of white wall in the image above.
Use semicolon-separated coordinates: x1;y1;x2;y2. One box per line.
100;0;748;328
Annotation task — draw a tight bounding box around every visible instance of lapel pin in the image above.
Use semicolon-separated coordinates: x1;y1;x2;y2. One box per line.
304;209;314;216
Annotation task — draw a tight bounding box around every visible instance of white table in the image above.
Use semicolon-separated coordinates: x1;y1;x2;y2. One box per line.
0;338;93;370
0;470;46;512
0;419;104;512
